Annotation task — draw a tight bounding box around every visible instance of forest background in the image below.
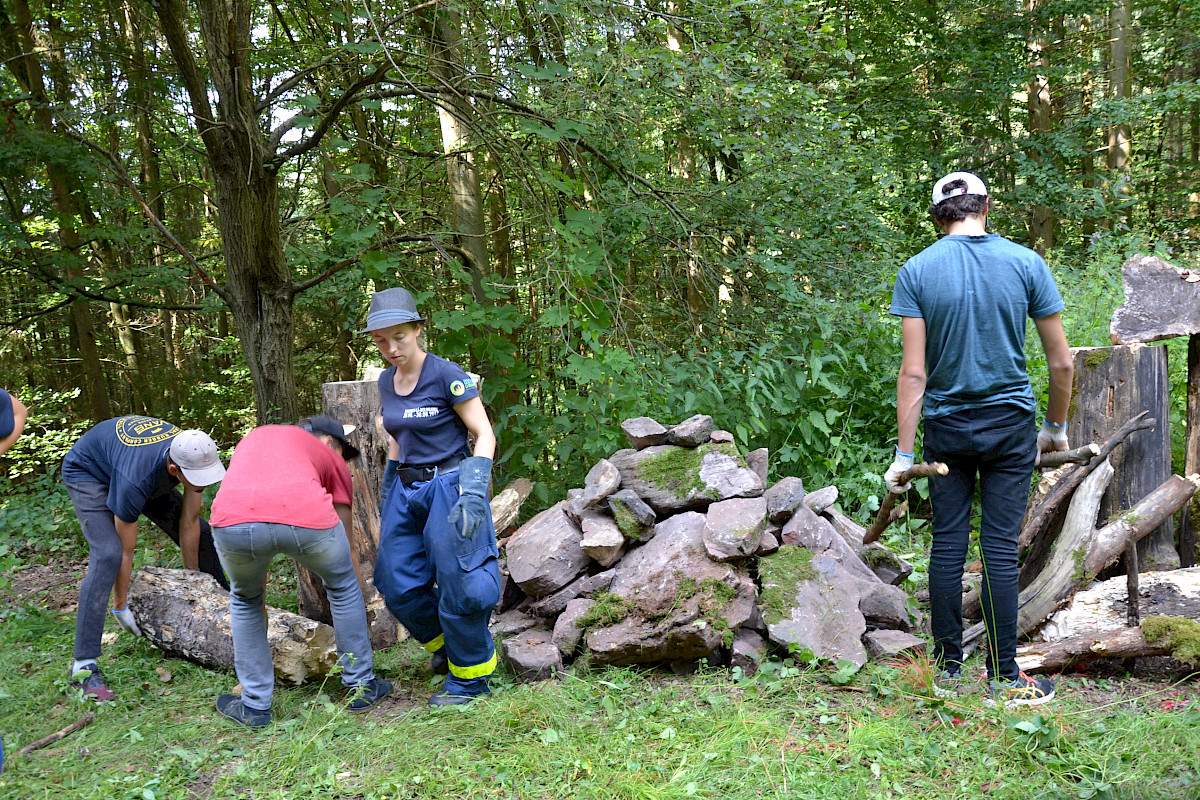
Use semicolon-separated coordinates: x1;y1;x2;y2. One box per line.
0;0;1197;525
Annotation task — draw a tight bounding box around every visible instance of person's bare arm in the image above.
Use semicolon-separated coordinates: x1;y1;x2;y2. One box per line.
454;396;497;460
113;516;139;609
179;488;202;571
334;502;353;535
896;316;928;454
1034;313;1073;425
0;393;27;456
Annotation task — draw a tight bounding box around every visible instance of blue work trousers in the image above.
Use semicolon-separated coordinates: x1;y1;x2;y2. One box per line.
924;404;1036;681
375;470;500;691
212;520;375;711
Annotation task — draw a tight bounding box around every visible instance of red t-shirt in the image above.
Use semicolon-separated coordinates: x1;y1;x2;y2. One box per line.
210;425;352;529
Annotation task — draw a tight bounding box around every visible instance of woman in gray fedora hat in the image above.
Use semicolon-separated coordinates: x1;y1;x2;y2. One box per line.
362;286;501;706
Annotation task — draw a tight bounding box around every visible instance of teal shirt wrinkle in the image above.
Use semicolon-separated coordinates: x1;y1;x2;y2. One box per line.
889;233;1065;420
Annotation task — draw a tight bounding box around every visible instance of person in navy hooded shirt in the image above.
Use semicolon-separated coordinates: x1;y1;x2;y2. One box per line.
61;416;227;701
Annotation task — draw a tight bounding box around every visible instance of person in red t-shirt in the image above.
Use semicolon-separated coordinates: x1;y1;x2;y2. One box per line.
208;416;391;727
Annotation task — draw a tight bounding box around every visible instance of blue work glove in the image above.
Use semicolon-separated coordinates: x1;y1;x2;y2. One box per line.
380;459;399;514
448;456;492;540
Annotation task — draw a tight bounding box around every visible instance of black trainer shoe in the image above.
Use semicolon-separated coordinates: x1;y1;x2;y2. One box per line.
986;672;1055;707
216;694;272;728
429;649;449;675
70;665;115;702
347;678;392;713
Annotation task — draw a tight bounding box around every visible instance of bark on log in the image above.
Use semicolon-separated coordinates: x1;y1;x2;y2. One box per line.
863;462;947;544
1018;412;1155;586
492;478;535;534
1183;334;1200;567
1015;625;1171;674
130;566;337;684
1070;345;1177;570
963;466;1200;647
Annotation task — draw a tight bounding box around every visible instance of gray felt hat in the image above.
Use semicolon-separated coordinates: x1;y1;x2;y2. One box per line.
359;287;426;334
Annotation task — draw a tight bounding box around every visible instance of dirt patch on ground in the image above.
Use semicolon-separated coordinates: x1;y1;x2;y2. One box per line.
1;558;87;612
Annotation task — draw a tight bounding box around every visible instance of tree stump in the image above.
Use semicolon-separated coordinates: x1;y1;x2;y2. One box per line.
296;379;404;650
1070;345;1178;571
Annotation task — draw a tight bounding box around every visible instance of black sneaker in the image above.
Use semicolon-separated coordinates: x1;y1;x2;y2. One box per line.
347;678;392;713
70;665;115;702
216;694;271;728
986;672;1055;707
429;649;449;675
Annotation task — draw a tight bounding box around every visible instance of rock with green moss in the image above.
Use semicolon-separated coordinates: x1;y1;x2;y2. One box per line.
703;497;767;561
608;443;764;515
608;489;656;542
758;544;869;667
1141;615;1200;665
585;511;755;665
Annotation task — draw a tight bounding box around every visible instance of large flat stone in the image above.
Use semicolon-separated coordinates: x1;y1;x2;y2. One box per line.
608;443;764;515
505;501;590;597
703;497;767;562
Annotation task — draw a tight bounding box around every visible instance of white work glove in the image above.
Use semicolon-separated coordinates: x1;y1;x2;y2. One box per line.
884;449;915;494
112;606;142;637
1037;419;1069;457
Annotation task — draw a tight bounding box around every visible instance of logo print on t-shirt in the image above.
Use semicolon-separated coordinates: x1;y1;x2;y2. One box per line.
450;380;466;396
115;416;180;447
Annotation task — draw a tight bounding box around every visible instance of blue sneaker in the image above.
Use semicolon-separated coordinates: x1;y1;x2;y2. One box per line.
216;694;271;728
347;678;392;713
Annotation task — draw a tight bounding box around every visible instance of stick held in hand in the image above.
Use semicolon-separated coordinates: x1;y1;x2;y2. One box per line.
864;461;948;544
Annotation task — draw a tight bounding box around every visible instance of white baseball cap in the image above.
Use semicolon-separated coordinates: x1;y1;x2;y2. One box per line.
932;172;988;205
169;429;226;486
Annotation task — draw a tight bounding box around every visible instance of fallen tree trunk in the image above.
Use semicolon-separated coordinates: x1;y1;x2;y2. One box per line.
1016;625;1171;673
963;465;1200;647
130;566;337;685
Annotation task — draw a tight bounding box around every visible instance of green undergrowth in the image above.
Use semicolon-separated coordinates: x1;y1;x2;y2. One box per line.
1;596;1199;800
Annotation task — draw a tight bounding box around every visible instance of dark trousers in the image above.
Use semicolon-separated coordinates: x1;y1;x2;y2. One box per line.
66;480;228;661
923;404;1035;681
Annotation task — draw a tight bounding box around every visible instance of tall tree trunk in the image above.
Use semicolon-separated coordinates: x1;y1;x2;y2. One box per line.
3;0;112;421
1025;0;1056;254
1107;0;1132;228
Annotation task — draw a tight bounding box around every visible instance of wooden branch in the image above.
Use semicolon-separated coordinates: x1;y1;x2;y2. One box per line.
1015;626;1171;674
964;467;1199;647
12;715;95;759
1036;443;1101;469
1018;412;1155;555
863;462;948;544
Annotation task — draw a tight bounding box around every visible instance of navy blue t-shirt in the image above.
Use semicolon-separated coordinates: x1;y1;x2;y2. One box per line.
890;233;1064;419
0;389;13;440
61;416;182;522
379;355;479;467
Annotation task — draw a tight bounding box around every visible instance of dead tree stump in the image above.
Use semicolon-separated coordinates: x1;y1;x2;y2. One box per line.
1070;345;1178;571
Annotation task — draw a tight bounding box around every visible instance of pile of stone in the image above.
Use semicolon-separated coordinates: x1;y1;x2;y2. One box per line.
493;414;924;681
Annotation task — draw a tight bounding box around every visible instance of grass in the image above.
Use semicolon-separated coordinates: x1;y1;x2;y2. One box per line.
2;593;1198;800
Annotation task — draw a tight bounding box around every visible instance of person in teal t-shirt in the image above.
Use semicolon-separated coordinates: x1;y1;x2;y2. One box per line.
884;172;1074;707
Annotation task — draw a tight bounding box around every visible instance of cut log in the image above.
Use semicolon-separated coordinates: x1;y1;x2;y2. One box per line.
1070;345;1177;570
862;462;947;545
1015;626;1171;674
130;566;338;685
963;465;1200;647
1037;567;1200;643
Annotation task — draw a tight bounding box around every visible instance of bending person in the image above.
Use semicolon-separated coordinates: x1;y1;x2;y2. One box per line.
209;416;390;727
62;417;227;701
363;287;501;706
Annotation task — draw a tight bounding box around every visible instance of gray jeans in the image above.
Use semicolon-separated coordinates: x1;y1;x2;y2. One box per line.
66;480;228;662
212;520;374;711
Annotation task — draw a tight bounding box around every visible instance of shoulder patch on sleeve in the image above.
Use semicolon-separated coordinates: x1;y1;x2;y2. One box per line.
450;380;466;397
